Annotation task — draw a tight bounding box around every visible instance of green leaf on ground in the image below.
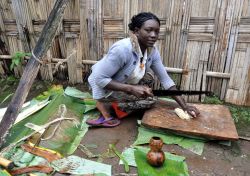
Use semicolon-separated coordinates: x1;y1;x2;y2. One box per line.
133;127;205;155
134;147;189;176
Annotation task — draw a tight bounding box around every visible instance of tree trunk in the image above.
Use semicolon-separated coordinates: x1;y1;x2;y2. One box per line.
0;0;69;148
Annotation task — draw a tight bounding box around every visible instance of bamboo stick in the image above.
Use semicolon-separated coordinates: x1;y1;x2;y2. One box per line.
206;71;230;78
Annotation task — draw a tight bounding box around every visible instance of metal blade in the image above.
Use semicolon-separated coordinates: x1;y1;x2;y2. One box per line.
152;90;212;96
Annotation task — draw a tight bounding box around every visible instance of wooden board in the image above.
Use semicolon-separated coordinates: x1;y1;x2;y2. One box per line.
142;101;239;140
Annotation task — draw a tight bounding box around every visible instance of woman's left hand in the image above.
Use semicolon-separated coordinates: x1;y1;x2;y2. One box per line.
185;105;200;118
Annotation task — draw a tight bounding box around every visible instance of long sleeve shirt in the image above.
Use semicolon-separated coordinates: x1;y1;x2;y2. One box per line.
88;37;175;99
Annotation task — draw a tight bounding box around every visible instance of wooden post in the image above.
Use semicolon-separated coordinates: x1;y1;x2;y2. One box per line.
0;0;69;148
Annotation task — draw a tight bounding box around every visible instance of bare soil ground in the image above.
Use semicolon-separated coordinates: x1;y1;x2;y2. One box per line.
1;79;250;176
77;113;250;176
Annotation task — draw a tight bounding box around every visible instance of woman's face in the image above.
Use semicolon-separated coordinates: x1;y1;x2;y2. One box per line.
135;19;160;49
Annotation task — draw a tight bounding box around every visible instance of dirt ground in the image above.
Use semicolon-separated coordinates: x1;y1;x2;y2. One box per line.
1;79;250;176
77;114;250;176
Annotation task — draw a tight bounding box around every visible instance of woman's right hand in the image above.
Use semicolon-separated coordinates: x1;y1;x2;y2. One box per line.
128;85;153;98
105;81;153;99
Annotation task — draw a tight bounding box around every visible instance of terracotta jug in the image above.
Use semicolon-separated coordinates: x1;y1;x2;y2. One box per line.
146;136;165;167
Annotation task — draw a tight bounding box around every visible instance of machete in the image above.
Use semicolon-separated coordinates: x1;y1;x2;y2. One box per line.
152;90;213;96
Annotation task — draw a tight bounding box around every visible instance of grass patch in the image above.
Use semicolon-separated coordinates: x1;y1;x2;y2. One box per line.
228;104;250;137
228;105;250;123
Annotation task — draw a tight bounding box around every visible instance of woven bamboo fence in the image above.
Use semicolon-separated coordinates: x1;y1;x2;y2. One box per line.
0;0;249;106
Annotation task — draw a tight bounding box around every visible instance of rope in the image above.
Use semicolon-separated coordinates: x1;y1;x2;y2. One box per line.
0;113;78;155
53;49;77;74
32;51;44;64
32;49;76;67
41;104;68;141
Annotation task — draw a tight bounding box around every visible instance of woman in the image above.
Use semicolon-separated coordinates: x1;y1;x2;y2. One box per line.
87;12;199;127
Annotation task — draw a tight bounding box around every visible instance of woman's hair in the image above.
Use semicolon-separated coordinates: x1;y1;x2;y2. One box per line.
128;12;160;31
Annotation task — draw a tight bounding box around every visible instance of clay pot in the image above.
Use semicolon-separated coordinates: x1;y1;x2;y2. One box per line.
146;136;165;167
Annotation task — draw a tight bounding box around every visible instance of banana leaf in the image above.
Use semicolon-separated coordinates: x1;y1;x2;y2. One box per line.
51;155;111;175
64;86;96;113
134;147;189;176
133;127;205;155
1;145;49;176
119;147;185;167
64;86;93;99
0;99;49;124
4;86;98;156
3;145;110;176
0;169;11;176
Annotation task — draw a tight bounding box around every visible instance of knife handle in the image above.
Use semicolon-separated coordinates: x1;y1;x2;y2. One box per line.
0;157;15;169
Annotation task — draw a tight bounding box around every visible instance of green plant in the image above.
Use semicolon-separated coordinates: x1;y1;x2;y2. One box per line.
203;95;223;104
228;105;250;123
6;75;17;83
10;52;31;70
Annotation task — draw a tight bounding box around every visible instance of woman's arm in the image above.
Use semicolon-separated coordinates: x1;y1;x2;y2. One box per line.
150;50;200;117
105;80;153;98
93;47;124;88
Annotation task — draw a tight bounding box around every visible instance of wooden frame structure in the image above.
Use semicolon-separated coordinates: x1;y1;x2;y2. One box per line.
0;0;249;106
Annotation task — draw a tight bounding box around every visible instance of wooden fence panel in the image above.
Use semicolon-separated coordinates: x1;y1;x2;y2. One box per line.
11;0;35;51
102;0;127;54
181;0;249;105
0;0;17;54
181;41;210;102
66;36;83;84
0;1;10;51
0;0;250;105
225;0;250;105
240;0;250;106
225;43;250;105
180;0;218;102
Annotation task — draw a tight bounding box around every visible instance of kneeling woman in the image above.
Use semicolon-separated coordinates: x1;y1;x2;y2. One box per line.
87;12;199;127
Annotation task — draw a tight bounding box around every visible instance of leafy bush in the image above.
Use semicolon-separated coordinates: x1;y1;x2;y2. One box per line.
10;52;31;70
